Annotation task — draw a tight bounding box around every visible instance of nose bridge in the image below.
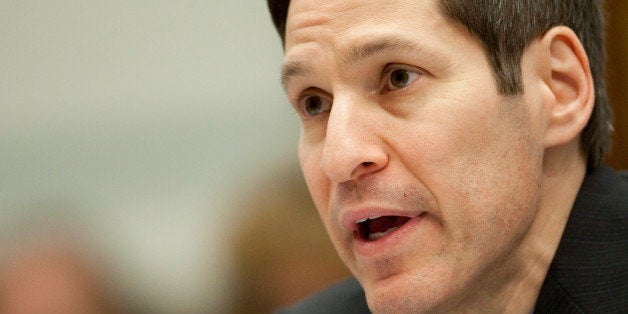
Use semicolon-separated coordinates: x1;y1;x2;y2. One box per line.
321;93;387;182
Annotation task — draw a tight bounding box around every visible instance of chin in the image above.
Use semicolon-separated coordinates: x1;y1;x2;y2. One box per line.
361;266;463;314
367;288;429;314
362;273;430;313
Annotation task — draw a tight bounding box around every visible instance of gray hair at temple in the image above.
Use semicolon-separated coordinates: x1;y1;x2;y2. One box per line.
267;0;614;170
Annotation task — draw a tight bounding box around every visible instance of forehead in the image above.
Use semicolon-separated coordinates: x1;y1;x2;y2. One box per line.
281;0;475;91
285;0;442;50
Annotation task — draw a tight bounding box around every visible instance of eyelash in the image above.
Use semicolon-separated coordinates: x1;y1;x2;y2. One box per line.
295;64;423;117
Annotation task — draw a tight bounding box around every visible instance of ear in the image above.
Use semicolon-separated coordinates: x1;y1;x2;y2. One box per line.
539;26;595;148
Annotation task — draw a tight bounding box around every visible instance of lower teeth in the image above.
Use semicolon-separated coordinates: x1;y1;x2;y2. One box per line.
368;227;399;241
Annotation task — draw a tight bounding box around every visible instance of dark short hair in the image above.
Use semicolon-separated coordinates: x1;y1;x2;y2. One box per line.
267;0;613;169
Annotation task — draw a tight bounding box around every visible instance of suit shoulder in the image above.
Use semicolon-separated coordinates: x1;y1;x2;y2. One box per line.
278;278;370;314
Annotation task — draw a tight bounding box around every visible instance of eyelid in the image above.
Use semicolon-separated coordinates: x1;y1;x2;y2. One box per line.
382;63;423;75
296;87;326;106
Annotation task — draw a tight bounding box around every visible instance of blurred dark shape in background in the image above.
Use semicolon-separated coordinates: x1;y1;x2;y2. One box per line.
228;164;351;314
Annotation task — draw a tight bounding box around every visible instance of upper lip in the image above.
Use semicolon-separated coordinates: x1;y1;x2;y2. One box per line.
340;206;424;232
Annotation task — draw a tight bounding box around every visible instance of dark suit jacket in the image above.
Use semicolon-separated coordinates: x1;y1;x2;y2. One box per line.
280;166;627;313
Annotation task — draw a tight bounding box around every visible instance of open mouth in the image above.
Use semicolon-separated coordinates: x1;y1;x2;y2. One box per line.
356;216;411;241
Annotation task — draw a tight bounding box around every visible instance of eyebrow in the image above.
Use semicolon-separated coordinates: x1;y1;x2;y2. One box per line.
280;37;427;91
281;60;312;91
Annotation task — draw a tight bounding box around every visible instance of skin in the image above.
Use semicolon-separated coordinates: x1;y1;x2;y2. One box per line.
281;0;593;312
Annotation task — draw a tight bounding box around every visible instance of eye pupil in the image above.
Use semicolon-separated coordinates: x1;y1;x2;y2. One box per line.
305;96;322;115
391;69;409;87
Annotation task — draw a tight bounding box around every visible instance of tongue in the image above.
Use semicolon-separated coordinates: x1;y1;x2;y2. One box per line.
369;216;410;233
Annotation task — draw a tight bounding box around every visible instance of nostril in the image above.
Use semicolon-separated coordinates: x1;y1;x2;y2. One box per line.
349;161;380;179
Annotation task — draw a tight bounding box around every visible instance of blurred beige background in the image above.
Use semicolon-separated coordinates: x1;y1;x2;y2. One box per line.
0;1;625;313
0;1;299;312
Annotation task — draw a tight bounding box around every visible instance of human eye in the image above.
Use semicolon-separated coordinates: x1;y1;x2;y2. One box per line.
298;93;332;117
382;65;422;92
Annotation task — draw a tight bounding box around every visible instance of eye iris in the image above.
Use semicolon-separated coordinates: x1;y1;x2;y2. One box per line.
305;96;322;115
391;69;409;88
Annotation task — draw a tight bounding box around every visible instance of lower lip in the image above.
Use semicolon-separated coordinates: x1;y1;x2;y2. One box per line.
352;214;424;257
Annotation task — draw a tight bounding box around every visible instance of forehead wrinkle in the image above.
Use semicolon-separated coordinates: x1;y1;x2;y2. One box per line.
342;36;427;65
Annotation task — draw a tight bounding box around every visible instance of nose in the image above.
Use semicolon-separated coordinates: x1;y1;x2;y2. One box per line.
320;95;388;183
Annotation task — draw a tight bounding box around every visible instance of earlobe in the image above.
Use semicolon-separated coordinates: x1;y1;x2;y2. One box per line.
541;26;594;148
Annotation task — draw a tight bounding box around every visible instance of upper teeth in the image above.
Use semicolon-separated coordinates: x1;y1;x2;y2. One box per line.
356;216;381;224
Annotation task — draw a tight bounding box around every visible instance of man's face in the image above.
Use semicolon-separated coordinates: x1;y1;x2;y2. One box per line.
282;0;547;312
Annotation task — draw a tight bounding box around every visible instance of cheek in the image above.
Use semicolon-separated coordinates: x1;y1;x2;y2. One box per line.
394;97;543;235
449;132;541;246
298;139;330;218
